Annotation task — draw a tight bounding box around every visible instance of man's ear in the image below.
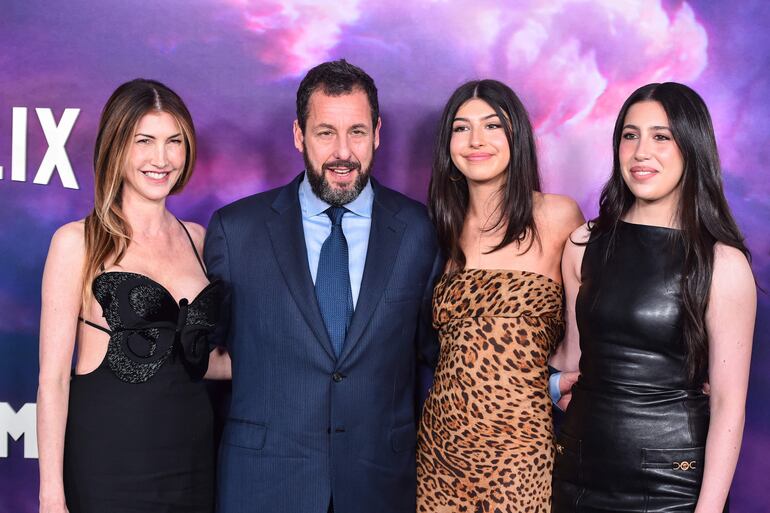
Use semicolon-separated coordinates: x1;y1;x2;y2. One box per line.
373;116;381;150
293;120;304;153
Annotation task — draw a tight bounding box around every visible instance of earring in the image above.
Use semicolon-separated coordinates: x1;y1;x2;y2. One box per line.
449;169;463;182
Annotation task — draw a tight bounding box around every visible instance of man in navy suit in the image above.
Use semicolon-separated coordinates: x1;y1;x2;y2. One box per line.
204;60;441;513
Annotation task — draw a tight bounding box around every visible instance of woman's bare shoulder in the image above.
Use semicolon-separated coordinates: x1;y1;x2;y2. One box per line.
535;193;585;240
45;220;87;278
180;220;206;250
712;243;754;294
50;220;86;252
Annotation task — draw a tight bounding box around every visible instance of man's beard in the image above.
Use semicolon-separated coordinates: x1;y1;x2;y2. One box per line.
303;145;374;207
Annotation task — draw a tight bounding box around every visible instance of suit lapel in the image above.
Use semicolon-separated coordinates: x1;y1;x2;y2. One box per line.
266;175;336;360
339;182;405;363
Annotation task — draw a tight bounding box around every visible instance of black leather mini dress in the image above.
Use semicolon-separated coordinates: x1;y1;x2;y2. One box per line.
552;221;726;513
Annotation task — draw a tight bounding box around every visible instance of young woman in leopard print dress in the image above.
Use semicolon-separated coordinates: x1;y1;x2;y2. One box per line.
417;79;583;512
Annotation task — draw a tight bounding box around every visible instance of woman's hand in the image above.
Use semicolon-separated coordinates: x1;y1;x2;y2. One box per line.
556;370;580;411
205;346;232;380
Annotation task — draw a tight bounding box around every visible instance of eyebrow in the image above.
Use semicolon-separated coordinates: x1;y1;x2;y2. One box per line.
314;123;370;131
622;124;671;131
453;113;500;123
134;132;182;139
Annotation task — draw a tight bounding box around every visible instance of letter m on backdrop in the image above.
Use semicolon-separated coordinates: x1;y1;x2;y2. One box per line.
0;403;37;458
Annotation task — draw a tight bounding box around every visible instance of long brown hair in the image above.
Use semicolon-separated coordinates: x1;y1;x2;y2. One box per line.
82;79;196;306
428;79;541;271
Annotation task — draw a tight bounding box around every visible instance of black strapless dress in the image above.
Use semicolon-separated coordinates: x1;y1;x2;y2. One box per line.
63;228;223;513
552;221;724;513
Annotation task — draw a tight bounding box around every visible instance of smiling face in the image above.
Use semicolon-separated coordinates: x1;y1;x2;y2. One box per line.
449;98;511;187
122;111;186;203
293;88;380;206
619;100;685;216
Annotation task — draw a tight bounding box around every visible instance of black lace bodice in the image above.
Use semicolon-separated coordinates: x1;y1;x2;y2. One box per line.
87;271;223;383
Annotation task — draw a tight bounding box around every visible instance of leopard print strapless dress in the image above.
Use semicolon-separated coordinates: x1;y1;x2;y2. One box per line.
417;269;564;513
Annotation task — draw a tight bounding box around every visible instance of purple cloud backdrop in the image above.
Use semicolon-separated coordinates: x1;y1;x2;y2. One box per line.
1;0;768;511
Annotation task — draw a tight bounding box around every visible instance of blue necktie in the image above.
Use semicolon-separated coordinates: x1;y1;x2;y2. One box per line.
315;207;353;357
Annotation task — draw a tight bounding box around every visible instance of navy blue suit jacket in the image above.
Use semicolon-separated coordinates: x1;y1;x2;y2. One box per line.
204;174;441;513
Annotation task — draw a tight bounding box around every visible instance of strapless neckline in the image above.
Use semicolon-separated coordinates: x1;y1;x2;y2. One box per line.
449;268;562;287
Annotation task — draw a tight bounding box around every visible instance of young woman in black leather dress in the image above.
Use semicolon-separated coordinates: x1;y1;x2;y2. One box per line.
37;79;230;513
550;82;755;512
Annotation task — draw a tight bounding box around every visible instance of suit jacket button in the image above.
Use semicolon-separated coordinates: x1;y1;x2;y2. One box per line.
332;372;344;383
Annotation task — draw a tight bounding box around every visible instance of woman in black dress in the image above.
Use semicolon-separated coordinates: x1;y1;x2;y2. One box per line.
550;82;755;512
37;79;230;513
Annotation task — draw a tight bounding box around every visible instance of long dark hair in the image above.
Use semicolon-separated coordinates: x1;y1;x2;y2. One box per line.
591;82;750;384
428;79;541;270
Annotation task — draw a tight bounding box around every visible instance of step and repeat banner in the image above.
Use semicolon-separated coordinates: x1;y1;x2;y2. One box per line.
1;1;768;511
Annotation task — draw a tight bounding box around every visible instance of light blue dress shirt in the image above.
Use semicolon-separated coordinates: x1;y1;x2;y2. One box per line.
298;172;373;308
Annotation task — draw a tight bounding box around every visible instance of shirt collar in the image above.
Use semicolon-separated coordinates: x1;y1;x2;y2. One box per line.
299;170;374;219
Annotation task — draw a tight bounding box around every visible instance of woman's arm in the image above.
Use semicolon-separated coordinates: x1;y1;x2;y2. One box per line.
37;222;86;513
185;220;234;381
694;244;756;513
549;223;589;410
